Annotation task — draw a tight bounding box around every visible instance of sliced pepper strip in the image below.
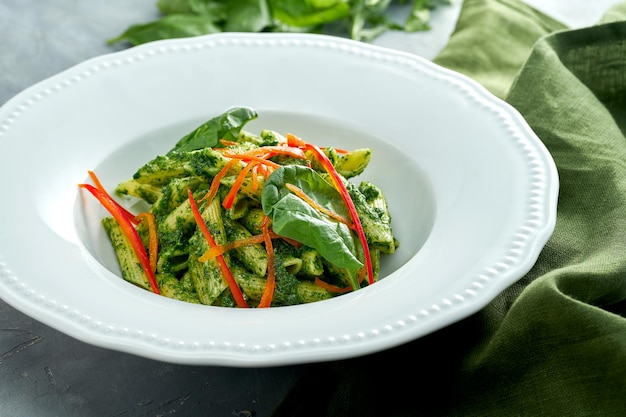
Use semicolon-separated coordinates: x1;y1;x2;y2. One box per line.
79;183;160;294
187;188;249;308
286;133;375;285
221;152;281;169
314;277;353;294
202;158;240;204
199;230;290;262
233;145;306;160
285;183;353;228
199;233;265;262
135;212;158;273
314;267;366;293
87;170;138;225
222;160;257;210
255;162;271;180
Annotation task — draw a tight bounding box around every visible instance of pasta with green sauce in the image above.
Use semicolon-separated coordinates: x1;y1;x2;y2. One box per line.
79;107;399;308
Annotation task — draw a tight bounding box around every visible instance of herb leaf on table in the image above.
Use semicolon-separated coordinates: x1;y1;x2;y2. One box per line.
108;0;452;46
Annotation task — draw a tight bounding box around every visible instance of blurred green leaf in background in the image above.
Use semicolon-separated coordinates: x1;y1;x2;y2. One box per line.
108;0;452;45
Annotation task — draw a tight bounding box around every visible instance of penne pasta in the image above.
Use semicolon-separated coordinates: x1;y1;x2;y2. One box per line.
84;107;399;307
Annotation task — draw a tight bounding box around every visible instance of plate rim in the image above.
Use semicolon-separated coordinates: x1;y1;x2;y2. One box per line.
0;32;559;366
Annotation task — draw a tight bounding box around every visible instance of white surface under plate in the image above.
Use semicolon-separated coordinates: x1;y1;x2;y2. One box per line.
0;33;558;367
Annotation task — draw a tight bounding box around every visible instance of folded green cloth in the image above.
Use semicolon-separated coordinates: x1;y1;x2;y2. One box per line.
271;1;626;416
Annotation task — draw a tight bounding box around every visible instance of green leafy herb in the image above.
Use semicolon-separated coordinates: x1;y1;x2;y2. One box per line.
271;0;351;28
404;0;451;32
167;106;257;155
108;0;451;46
262;165;363;288
107;14;222;46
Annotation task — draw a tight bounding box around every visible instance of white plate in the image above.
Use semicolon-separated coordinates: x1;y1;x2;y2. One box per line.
0;33;558;367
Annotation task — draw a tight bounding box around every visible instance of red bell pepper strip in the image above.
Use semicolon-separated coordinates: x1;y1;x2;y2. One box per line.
78;183;160;294
87;170;138;225
286;133;375;286
187;188;249;308
221;152;282;170
233;145;306;160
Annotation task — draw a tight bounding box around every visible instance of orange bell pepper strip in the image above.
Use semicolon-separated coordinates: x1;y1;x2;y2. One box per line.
222;161;257;210
285;183;353;228
135;212;158;273
201;158;240;204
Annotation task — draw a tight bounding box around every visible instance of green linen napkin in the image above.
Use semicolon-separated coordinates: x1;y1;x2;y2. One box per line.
271;1;626;416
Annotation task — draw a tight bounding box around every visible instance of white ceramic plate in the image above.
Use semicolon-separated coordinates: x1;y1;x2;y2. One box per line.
0;33;558;367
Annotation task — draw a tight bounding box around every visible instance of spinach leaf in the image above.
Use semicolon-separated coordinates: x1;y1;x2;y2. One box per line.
167;107;258;155
271;0;350;27
223;0;272;32
349;0;401;41
262;165;363;288
107;14;221;46
109;1;451;46
157;0;221;15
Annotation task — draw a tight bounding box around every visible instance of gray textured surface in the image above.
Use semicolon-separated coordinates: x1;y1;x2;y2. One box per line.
1;1;154;101
0;1;622;416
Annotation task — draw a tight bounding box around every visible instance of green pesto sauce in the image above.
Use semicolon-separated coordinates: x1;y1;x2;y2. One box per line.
271;241;302;306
